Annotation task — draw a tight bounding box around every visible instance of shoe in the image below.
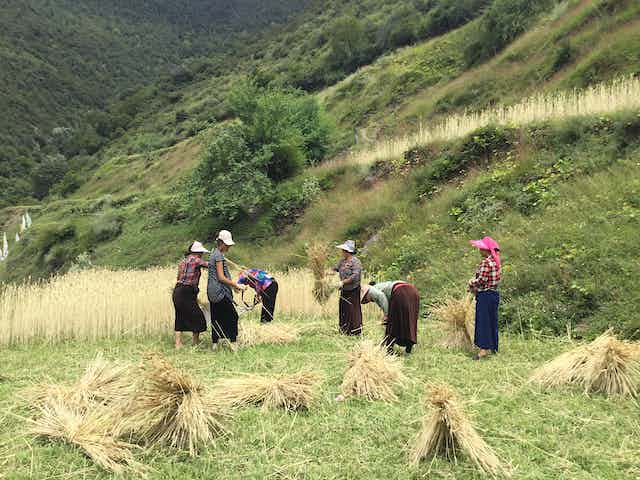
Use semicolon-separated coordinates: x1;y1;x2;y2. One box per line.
472;354;489;361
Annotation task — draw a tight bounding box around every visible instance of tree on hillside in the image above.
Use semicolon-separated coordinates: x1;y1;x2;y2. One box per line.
31;155;69;200
326;16;369;73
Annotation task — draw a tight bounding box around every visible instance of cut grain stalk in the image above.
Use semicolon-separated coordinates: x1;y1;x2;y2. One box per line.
530;330;640;398
123;353;229;456
340;340;406;401
213;371;319;411
430;294;475;351
410;383;511;478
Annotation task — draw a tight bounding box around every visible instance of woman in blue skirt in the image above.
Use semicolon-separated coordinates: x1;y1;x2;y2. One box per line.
468;236;501;360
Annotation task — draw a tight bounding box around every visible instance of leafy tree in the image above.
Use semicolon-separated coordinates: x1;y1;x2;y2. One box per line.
189;122;272;222
465;0;555;66
31;155;69;199
326;16;369;73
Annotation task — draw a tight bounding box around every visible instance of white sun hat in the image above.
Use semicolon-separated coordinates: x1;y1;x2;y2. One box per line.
189;241;209;253
336;240;356;253
217;230;235;246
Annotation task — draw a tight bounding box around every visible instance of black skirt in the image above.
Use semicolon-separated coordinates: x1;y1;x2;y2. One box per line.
172;284;206;333
260;281;278;323
211;295;239;343
339;287;362;335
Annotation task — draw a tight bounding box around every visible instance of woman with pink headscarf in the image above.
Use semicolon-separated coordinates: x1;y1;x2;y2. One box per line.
468;236;501;360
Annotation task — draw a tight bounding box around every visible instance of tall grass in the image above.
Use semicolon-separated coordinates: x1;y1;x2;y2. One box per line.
350;76;640;165
0;267;374;345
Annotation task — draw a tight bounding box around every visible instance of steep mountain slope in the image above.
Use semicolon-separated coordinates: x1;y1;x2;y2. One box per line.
1;0;639;338
0;0;313;206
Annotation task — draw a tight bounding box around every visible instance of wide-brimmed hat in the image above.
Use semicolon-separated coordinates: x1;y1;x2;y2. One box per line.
189;241;209;253
217;230;235;246
336;240;356;253
470;236;500;251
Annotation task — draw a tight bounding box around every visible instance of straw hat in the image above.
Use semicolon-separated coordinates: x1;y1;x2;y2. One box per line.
189;241;209;253
336;240;356;253
217;230;235;246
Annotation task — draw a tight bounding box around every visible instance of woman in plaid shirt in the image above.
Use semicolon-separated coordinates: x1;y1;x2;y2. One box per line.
468;236;502;360
172;241;209;349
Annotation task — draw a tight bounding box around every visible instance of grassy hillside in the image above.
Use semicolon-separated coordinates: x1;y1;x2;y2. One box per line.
0;0;314;206
1;0;639;338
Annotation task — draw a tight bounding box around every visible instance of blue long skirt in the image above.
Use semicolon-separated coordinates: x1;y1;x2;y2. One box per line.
474;290;500;352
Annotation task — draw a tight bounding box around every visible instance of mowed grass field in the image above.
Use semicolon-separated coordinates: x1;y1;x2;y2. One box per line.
1;313;638;479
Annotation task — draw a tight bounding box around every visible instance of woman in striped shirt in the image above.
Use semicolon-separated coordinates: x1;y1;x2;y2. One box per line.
172;241;209;349
468;236;502;360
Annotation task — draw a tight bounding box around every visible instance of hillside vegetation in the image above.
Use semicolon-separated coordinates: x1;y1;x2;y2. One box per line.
1;0;639;338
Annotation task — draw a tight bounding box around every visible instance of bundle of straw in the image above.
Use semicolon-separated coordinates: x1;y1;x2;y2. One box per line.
238;323;300;347
213;371;319;411
124;353;228;456
307;243;332;304
430;295;475;351
28;398;143;474
340;340;406;401
26;353;133;410
410;383;511;478
530;331;640;397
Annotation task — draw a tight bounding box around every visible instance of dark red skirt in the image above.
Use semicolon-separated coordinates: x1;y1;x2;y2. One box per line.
339;287;362;335
385;283;419;346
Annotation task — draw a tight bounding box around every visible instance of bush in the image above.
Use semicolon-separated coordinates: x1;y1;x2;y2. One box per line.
326;16;369;73
465;0;555;66
31;154;69;199
189;121;272;222
89;212;124;244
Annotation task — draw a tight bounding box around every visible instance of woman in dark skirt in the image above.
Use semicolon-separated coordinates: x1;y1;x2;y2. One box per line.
362;281;420;354
334;240;363;336
238;268;278;323
207;230;247;348
468;236;502;360
172;241;210;349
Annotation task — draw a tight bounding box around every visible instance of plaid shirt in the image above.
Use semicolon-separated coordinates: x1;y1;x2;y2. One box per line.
469;256;501;292
238;268;273;292
176;254;208;287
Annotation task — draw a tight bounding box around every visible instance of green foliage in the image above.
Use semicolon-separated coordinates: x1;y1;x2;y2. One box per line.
464;0;556;65
190;122;272;222
31;155;69;200
89;212;124;244
326;16;369;74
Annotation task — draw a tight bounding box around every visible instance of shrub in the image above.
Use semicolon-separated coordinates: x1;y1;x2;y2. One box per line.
89;212;124;244
32;155;69;199
465;0;555;66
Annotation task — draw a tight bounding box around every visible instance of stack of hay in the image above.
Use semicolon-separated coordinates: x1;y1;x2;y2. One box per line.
213;371;319;411
430;294;475;351
25;352;230;472
530;331;640;397
307;243;332;304
26;354;143;474
238;323;300;347
122;353;229;456
410;383;511;478
340;340;406;401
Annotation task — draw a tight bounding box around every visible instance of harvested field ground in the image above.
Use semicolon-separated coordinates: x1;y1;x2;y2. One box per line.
1;315;638;479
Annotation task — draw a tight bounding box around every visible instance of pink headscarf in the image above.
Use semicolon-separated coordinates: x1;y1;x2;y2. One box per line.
470;236;501;270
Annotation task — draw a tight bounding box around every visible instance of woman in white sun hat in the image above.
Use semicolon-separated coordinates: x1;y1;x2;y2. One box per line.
172;241;210;349
207;230;247;347
333;240;363;336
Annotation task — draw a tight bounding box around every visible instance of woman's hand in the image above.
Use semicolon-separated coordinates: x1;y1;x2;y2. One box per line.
234;283;248;292
335;280;344;290
380;316;388;326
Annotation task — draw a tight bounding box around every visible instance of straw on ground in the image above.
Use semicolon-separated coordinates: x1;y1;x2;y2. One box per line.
529;331;640;398
410;383;511;478
213;371;320;411
340;340;406;401
124;353;229;456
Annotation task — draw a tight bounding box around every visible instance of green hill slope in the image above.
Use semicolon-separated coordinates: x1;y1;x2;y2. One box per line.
1;0;639;337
